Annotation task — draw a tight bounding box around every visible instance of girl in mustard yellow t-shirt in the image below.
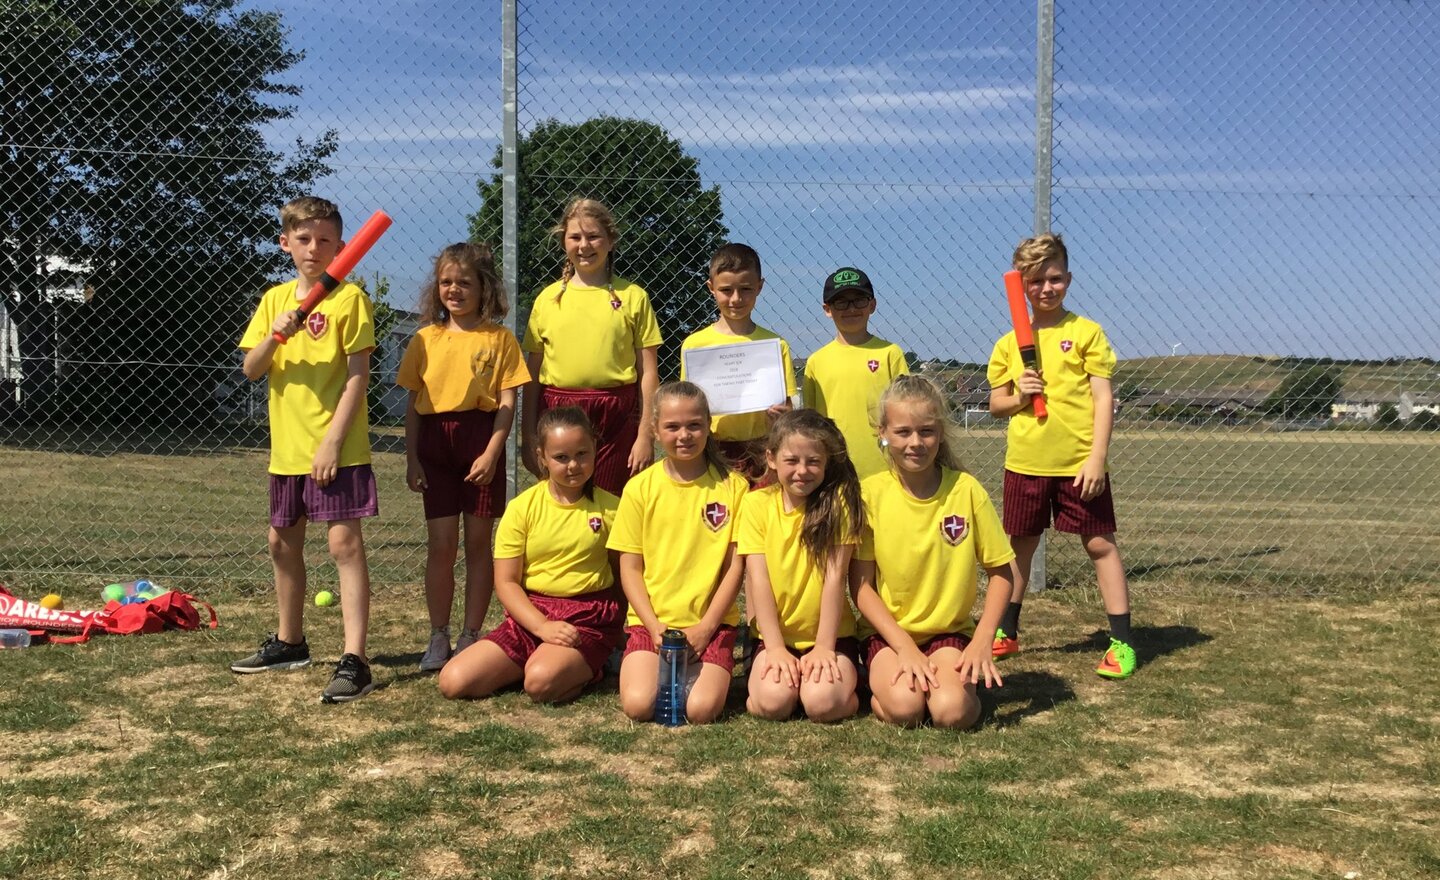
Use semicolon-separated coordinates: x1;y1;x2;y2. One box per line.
397;243;531;673
520;198;663;496
608;382;748;725
853;375;1016;729
740;410;866;723
437;407;622;704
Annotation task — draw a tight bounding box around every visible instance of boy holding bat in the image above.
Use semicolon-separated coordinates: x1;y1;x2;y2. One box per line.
986;233;1136;679
232;196;380;703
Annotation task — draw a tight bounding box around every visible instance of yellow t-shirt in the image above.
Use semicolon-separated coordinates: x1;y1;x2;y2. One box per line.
679;324;797;441
987;312;1117;476
607;461;747;628
802;336;909;479
522;277;663;388
855;469;1015;640
239;280;375;475
396;323;531;414
736;485;857;649
494;482;619;598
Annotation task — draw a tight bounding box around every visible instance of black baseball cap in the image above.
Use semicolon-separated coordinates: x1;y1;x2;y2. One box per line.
823;267;874;303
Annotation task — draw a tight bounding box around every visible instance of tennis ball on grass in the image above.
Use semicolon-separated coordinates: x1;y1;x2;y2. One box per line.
315;590;336;607
40;594;63;609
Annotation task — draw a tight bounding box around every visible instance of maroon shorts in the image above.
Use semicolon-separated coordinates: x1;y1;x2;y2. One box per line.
418;410;505;520
759;636;861;668
1002;468;1119;536
542;384;639;496
624;624;738;672
716;438;774;487
863;631;973;667
269;464;379;528
480;587;624;681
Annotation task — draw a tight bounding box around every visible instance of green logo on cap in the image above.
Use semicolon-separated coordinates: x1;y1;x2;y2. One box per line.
832;269;861;286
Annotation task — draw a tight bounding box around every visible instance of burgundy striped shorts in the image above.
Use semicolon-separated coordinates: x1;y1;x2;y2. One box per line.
418;409;505;520
541;384;639;496
864;631;972;667
1001;468;1118;536
624;624;739;672
269;464;379;528
480;586;625;680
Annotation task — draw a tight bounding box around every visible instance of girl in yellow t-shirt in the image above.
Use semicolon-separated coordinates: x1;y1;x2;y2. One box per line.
608;382;748;725
397;242;531;673
520;198;663;497
853;375;1016;729
437;407;623;703
740;410;866;723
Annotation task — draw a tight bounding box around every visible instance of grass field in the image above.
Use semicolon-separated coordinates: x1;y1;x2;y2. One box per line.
1;586;1436;879
1;426;1435;596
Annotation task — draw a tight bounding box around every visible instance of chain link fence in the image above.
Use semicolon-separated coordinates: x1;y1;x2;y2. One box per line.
1;0;1435;598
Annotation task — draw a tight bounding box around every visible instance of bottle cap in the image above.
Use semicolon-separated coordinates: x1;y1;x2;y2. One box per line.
660;628;687;649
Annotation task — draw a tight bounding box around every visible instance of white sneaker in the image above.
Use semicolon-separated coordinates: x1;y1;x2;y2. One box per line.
453;628;481;656
418;627;452;672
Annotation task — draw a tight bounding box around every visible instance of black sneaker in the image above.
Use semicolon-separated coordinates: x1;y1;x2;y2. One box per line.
230;634;311;674
321;653;375;704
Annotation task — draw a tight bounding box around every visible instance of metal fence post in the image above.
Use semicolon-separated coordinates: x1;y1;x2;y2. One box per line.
501;0;520;501
1030;0;1056;591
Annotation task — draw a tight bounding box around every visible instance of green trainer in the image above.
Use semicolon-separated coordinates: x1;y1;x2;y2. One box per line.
1095;637;1137;679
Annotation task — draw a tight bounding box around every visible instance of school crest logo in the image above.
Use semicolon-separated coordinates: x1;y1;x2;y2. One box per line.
588;516;603;533
1059;339;1074;353
867;359;880;373
305;312;328;340
610;299;623;311
940;514;968;545
702;501;729;532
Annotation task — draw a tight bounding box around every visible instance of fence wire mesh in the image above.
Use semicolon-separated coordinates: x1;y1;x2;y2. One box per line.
0;0;1434;599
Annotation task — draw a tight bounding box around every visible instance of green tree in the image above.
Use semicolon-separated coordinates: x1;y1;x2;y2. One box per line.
1263;365;1343;420
1373;403;1400;429
1;0;334;425
470;117;727;379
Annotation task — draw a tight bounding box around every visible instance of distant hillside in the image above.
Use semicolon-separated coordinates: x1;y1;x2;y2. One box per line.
1116;355;1440;397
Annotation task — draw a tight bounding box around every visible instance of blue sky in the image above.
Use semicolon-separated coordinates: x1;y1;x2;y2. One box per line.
260;0;1439;363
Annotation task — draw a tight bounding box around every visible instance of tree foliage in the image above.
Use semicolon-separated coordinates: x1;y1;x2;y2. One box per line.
1263;364;1343;419
470;117;727;379
0;0;334;425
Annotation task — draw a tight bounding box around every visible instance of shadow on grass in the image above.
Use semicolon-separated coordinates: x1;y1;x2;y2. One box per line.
983;670;1075;728
1050;624;1213;666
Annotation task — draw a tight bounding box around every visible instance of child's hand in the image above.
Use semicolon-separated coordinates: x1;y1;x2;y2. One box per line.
799;647;841;684
758;646;802;689
1073;456;1108;501
764;399;793;422
271;310;303;340
466;452;498;485
537;620;580;647
681;621;716;658
955;640;1003;689
520;443;544;480
891;646;940;692
311;440;340;487
1016;368;1045;398
647;623;667;648
406;458;427;492
626;436;654;476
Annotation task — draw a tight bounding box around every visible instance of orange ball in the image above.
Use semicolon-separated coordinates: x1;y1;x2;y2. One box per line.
40;594;63;610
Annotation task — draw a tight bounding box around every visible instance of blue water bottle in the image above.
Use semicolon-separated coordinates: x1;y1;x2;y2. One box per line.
654;628;689;727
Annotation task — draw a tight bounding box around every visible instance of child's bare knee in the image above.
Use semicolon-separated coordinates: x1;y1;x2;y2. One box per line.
928;693;980;730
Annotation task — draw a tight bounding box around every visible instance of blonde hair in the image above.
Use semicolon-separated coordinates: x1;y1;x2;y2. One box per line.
419;242;508;326
1012;231;1068;279
876;375;966;473
765;410;865;568
280;196;342;235
653;381;730;479
550;197;621;308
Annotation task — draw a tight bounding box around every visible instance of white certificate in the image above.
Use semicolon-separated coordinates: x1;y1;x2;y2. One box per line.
682;338;787;416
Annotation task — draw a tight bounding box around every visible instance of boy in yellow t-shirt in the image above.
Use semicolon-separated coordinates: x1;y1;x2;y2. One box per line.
987;232;1135;679
679;243;795;484
232;196;378;703
802;266;909;479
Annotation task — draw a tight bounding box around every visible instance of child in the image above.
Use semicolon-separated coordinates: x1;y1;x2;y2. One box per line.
232;196;379;703
802;267;910;480
852;375;1015;729
608;381;748;724
987;232;1135;678
397;242;531;672
679;243;796;483
740;410;864;723
521;198;662;496
437;407;623;703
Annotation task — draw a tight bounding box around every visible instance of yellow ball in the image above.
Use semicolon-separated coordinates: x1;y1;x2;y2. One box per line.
40;594;63;610
314;590;336;607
